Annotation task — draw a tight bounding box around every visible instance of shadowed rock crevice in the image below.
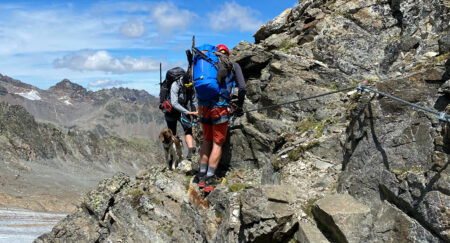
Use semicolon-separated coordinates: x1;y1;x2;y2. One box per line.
389;0;404;29
443;59;450;81
368;103;390;170
380;182;447;242
380;41;401;74
342;96;373;170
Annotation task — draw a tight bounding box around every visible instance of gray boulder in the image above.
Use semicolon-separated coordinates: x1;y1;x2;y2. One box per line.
312;194;372;243
373;201;443;242
240;187;297;242
296;222;330;243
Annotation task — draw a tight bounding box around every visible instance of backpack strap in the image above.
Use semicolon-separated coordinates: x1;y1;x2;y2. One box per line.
193;47;218;67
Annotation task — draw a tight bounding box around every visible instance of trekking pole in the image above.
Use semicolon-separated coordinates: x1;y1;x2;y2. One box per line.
160;63;162;85
191;35;195;81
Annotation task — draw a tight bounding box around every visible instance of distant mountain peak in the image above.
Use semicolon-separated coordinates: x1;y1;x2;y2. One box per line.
50;79;86;92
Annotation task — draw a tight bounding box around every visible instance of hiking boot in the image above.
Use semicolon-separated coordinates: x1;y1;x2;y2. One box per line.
194;172;206;188
204;176;220;193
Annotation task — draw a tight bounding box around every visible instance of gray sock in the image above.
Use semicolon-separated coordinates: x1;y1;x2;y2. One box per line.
206;166;216;177
200;163;207;174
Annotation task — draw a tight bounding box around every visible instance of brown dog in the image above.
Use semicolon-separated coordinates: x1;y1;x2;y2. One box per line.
159;128;183;170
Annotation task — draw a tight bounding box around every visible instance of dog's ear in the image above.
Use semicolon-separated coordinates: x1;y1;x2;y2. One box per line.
159;131;165;142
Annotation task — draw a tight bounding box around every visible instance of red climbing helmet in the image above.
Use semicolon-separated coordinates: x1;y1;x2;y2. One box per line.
217;44;229;55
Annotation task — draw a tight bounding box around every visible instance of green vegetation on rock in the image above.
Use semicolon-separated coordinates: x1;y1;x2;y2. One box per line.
229;183;248;192
185;175;193;191
289;140;320;161
128;188;144;207
391;166;423;179
435;52;450;63
276;39;298;52
301;198;319;218
296;116;335;138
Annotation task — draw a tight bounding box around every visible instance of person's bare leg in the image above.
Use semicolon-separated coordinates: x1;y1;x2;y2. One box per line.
200;140;212;165
185;134;194;148
208;142;223;168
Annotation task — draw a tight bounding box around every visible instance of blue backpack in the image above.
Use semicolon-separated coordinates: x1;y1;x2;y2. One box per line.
193;44;230;105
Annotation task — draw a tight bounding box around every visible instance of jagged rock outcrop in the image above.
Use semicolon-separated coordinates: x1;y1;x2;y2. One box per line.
36;166;299;243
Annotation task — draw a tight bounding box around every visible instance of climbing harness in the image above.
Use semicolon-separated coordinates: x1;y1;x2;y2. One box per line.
180;115;196;129
236;85;450;123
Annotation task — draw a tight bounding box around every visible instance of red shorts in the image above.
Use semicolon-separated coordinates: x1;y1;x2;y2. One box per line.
198;106;230;144
201;122;229;144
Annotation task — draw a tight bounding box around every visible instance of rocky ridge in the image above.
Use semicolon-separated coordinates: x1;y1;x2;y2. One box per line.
36;0;449;242
0;75;165;141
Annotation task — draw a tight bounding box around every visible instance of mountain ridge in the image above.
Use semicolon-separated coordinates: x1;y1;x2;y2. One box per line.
0;73;165;141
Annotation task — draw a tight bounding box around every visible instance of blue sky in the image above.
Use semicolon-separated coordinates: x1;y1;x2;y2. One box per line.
0;0;297;96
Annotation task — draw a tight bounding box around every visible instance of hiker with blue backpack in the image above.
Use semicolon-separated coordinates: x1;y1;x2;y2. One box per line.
159;67;198;160
190;44;246;192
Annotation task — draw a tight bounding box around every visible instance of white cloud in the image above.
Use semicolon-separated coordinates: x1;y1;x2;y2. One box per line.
0;7;126;55
88;79;129;88
208;2;263;32
53;50;162;73
150;2;196;36
120;18;146;38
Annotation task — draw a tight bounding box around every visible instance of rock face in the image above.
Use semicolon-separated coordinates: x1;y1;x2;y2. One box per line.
36;0;449;242
227;0;449;241
338;71;450;241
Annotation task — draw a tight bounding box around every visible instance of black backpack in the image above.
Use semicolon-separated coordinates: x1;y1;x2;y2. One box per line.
159;67;186;113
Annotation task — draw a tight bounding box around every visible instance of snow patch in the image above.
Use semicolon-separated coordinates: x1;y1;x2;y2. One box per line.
58;96;72;105
16;90;41;101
